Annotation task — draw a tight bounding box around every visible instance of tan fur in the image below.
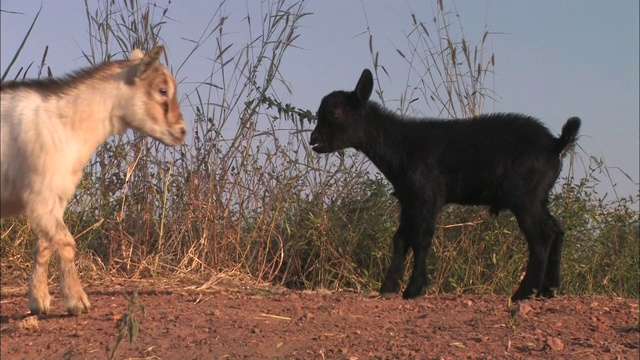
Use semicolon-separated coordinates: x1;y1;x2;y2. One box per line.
129;49;145;61
0;45;186;316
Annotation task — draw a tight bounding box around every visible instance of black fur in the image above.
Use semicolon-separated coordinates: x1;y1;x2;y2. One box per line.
310;69;581;302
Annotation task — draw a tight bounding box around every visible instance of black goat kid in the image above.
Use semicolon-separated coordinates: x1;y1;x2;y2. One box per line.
310;69;581;302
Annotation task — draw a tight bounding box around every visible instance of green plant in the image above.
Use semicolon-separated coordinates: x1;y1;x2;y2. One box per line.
106;292;146;360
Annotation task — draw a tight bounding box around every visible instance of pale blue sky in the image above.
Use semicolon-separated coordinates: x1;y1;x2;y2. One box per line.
1;1;638;198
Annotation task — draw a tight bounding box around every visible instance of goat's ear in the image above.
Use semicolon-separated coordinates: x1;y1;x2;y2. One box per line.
129;49;144;61
128;45;165;80
354;69;374;103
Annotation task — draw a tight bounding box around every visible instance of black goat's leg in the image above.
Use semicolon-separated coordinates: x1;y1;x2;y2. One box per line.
537;210;564;298
403;204;439;299
380;215;410;297
511;204;553;302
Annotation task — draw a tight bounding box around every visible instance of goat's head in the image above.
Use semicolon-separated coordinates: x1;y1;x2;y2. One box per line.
121;45;186;146
310;68;373;153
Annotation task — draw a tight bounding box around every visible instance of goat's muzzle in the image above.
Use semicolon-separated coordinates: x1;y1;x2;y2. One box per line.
309;131;327;153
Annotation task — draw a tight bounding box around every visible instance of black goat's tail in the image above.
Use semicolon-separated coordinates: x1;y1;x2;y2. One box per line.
557;116;581;157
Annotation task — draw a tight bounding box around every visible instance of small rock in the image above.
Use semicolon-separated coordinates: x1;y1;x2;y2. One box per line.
547;336;564;351
471;335;488;343
519;303;533;315
304;312;314;320
17;316;38;331
401;348;414;357
251;327;260;334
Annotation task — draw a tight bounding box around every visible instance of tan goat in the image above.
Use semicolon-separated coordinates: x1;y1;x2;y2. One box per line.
0;45;186;315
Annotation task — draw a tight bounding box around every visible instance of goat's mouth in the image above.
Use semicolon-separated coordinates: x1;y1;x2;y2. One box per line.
150;130;185;147
310;141;330;153
169;130;186;144
309;132;333;153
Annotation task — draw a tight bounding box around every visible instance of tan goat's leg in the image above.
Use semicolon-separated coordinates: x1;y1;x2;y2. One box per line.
27;237;53;315
55;223;90;315
29;206;90;315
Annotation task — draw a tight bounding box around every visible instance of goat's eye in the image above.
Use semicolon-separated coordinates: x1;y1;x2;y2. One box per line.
159;88;168;96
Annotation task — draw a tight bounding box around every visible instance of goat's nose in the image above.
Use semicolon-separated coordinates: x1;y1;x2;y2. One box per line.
309;131;319;145
178;125;187;138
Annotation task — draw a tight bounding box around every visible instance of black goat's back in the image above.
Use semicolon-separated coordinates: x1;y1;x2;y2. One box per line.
388;113;573;211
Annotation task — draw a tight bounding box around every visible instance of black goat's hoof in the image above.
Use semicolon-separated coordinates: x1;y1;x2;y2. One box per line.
535;288;556;299
379;282;401;295
379;292;398;299
510;291;534;303
402;287;426;300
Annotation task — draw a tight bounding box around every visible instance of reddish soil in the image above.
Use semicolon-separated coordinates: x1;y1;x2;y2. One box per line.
1;283;638;360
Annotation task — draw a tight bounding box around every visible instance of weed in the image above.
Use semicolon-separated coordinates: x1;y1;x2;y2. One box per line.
106;292;146;360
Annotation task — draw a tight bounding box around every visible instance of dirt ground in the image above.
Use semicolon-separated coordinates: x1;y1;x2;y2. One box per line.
1;280;638;360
